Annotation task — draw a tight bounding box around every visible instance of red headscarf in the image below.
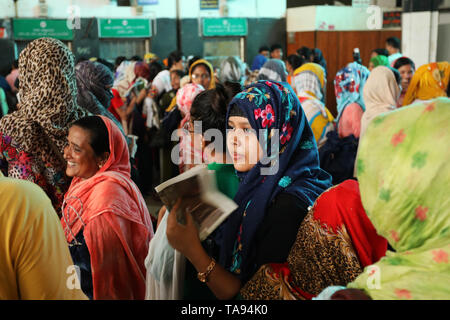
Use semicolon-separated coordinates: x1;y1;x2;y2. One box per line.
61;116;154;300
108;88;123;122
134;61;151;82
312;179;387;267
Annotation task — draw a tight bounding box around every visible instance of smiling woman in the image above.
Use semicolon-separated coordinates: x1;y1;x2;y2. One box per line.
61;115;154;300
64;117;110;180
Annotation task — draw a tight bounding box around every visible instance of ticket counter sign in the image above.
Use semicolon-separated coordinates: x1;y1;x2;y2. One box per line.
203;18;248;37
13;19;73;40
98;18;152;38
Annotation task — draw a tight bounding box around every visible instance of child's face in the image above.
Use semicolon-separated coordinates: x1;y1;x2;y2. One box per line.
227;116;263;172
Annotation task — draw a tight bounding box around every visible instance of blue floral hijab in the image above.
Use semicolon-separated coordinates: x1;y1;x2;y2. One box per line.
219;80;332;281
334;62;370;124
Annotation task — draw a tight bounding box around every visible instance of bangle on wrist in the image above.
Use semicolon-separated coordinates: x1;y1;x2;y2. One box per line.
197;258;216;283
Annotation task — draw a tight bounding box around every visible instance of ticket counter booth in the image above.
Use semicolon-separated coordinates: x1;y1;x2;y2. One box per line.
98;18;152;62
12;18;73;55
201;18;247;70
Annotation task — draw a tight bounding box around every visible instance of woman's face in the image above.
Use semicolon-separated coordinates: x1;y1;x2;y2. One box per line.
227;116;263;172
286;61;293;74
398;64;414;93
369;61;375;71
64;126;106;180
171;73;181;90
191;64;211;89
188;118;205;155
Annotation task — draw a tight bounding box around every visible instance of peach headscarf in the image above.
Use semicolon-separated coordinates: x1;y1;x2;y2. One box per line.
360;66;400;139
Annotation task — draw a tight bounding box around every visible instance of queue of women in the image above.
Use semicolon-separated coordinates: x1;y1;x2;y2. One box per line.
0;37;449;300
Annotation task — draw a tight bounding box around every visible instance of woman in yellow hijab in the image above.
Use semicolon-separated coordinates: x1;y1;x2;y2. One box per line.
402;62;449;106
189;59;216;90
167;59;217;112
292;62;334;148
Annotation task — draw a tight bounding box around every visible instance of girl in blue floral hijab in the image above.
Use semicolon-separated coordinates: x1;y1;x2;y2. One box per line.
165;80;331;299
220;79;332;282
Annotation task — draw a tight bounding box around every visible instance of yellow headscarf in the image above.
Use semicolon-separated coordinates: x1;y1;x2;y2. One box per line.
165;59;216;112
293;62;326;89
144;52;157;63
293;62;333;147
188;59;216;89
402;62;449;106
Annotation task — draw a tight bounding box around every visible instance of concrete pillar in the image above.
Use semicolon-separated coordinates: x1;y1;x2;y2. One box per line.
401;0;440;67
402;11;439;67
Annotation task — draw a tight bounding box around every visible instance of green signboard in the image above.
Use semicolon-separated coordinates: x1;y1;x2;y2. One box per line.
98;18;152;38
203;18;247;37
13;19;73;40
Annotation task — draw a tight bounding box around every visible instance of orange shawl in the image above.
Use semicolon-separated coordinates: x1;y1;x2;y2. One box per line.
61;116;154;300
402;62;449;106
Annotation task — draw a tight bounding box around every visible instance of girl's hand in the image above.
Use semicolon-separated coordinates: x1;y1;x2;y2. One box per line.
166;200;243;300
166;199;202;260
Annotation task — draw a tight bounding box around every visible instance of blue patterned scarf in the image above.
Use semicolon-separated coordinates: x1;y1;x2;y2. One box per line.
219;80;332;282
334;62;370;124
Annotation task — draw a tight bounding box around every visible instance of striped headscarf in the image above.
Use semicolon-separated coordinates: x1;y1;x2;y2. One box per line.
293;63;333;147
219;56;245;84
257;59;288;83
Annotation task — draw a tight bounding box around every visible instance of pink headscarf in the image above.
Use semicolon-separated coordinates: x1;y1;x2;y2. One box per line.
176;83;205;129
337;102;364;139
176;83;205;173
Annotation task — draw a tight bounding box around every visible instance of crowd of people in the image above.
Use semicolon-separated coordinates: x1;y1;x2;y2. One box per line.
0;35;448;300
